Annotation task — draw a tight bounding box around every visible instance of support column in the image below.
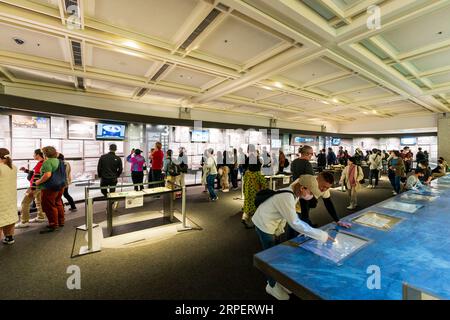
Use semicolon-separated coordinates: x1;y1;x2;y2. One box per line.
438;114;450;161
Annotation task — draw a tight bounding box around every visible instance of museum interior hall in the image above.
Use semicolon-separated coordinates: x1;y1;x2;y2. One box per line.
1;0;450;302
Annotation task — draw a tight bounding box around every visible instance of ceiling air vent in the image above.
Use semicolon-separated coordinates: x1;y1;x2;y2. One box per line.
71;41;83;66
65;0;78;11
179;8;221;50
150;63;171;81
76;77;85;90
136;88;149;97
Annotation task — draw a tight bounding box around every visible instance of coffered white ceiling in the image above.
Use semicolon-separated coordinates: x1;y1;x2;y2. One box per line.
0;0;449;128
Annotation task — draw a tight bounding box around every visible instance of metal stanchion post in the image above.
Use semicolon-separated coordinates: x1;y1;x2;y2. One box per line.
87;197;93;251
177;186;192;232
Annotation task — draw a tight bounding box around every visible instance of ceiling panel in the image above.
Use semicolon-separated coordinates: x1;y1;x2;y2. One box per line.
29;0;59;7
92;0;199;42
428;72;450;86
230;86;277;100
314;76;373;94
145;90;185;101
88;46;155;77
278;58;345;85
0;23;68;62
381;5;450;52
342;86;394;100
85;79;136;96
198;15;283;65
162;67;217;88
5;65;75;87
261;93;307;105
410;47;450;72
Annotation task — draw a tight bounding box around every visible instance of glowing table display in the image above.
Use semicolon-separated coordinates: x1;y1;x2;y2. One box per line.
254;175;450;300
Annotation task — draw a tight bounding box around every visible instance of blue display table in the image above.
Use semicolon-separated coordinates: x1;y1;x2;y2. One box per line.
254;175;450;300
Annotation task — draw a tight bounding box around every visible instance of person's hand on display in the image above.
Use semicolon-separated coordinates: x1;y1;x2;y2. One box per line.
327;235;335;242
337;221;352;228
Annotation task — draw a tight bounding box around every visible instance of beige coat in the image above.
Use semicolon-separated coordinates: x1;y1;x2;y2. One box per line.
0;163;18;227
340;165;364;191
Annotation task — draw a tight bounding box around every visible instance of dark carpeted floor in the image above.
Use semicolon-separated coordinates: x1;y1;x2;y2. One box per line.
0;178;395;300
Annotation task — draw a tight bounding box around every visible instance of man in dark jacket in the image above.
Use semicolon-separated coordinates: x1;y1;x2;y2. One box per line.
97;144;123;197
327;148;337;166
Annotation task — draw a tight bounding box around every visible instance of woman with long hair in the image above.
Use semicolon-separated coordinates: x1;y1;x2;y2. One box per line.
0;148;18;244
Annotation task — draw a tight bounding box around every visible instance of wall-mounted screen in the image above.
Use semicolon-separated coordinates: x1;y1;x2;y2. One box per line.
400;137;417;146
191;130;209;142
331;137;341;146
68;120;96;140
12;115;50;138
96;123;126;140
292;136;315;145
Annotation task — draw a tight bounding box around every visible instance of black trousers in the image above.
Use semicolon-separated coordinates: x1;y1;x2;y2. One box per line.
230;168;238;188
151;169;162;188
369;169;380;186
100;178;118;197
63;186;76;209
131;171;144;191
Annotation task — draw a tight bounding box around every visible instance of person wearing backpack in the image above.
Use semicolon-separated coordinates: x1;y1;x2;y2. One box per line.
163;149;181;199
252;178;334;300
35;146;66;233
339;157;365;210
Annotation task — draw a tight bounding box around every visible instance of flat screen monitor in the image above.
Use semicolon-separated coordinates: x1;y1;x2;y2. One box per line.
331;137;341;146
400;137;417;146
191;129;209;142
96;123;126;140
292;136;315;145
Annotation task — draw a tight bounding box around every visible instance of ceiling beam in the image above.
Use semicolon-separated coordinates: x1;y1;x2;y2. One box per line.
191;48;325;103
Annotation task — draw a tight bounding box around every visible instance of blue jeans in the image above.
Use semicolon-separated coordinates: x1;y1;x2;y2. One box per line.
207;174;217;200
394;176;401;194
255;226;279;287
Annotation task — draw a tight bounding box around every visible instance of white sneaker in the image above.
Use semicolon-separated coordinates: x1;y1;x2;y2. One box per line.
366;185;373;189
30;217;46;223
112;201;119;210
279;283;292;294
15;222;29;228
392;191;397;195
222;189;229;193
265;283;290;300
347;205;355;210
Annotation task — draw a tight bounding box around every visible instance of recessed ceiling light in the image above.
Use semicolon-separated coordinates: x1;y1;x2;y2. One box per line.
273;82;283;88
363;111;368;114
123;40;140;49
332;98;339;103
13;37;25;45
261;86;274;91
321;100;330;105
372;110;378;114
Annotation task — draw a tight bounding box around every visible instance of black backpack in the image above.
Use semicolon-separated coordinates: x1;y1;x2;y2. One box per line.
255;189;294;209
168;160;180;177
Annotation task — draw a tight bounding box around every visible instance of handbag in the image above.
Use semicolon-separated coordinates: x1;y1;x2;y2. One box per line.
43;160;66;191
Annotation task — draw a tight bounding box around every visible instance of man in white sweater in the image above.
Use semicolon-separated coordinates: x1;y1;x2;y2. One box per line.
252;179;334;300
